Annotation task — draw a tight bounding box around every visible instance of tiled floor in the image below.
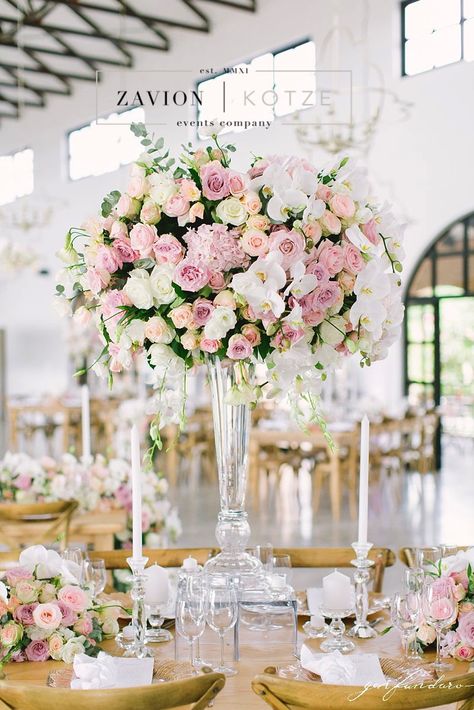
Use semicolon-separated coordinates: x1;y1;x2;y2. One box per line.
173;442;474;592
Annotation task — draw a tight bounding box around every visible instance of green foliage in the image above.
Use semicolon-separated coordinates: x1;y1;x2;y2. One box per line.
101;190;121;218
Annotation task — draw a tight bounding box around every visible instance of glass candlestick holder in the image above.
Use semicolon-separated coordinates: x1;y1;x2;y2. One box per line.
125;556;153;658
319;608;355;654
145;602;173;643
348;541;377;639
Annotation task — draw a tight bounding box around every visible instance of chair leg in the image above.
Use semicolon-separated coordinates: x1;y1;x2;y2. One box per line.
192;678;226;710
312;469;323;514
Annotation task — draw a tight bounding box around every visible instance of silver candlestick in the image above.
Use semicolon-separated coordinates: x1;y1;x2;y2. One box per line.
125;556;153;658
348;542;377;639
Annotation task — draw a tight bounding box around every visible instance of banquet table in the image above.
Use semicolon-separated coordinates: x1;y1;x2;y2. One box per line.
2;606;471;710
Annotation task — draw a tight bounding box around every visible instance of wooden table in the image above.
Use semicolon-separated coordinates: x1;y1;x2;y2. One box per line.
70;510;126;550
249;426;357;521
3;608;470;709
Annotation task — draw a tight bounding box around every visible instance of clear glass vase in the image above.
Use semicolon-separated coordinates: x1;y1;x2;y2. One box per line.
203;355;262;585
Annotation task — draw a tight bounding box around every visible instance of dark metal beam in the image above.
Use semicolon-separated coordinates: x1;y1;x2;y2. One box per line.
0;37;131;67
1;60;94;83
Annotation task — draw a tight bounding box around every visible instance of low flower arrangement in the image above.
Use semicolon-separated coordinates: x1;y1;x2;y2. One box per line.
56;122;405;454
0;452;181;548
417;548;474;661
0;546;122;665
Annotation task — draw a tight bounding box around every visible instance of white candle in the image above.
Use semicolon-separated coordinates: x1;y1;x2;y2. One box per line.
144;564;169;604
310;613;325;629
358;415;370;544
131;423;142;560
81;384;91;461
322;569;353;611
182;556;199;571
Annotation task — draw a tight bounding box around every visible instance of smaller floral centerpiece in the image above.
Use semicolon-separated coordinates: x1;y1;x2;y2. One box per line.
0;545;121;666
416;548;474;661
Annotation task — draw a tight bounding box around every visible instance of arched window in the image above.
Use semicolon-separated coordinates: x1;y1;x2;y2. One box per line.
404;212;474;456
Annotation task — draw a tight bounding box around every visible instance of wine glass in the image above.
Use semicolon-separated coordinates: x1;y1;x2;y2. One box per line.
175;577;206;674
83;559;106;597
248;544;274;572
422;577;457;670
272;555;293;586
391;592;422;661
61;547;85;583
205;576;238;677
416;547;441;575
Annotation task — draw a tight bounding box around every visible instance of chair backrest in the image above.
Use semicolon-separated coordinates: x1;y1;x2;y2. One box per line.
88;546;395;593
0;500;78;551
251;672;474;709
0;673;225;710
399;546;470;568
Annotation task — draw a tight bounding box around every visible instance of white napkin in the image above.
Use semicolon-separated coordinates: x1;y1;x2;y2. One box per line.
71;653;154;690
300;647;356;684
71;652;118;690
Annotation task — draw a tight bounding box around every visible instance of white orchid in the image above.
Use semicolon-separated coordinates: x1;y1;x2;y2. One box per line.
204;306;237;340
286;260;318;298
231;253;287;318
345;224;377;256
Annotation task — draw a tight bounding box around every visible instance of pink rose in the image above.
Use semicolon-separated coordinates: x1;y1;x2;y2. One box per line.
242;324;261;346
144;316;172;343
32;603;63;630
269;229;305;268
87;268;110;295
179;178;200;201
0;622;23;647
95;245;123;273
127;175;149;199
247;214;270;231
188;201;205;223
329;193;356;219
14;473;31;490
302;221;322;242
244;191;262;214
450;570;469;590
200;338;220;353
130;223;157;257
320;209;341;235
338;270;356;292
15;581;38;604
312;283;341;309
459;601;474;617
200;161;230;200
169;304;194;329
343;242;364;273
458;611;474;646
248;158;269;179
318;242;344;276
114;237;139;263
109;221;128;240
25;639;49;662
214;290;236;309
56;600;77;626
362;219;381;245
228;170;248;197
303;308;326;326
163;194;190;218
6;567;33;586
241;228;269;257
140;199;161;225
209;271;226;290
181;330;200;350
429;598;455;622
116;194;139;218
226;334;253;360
14;603;38;626
174;260;210;292
281;323;305;345
73;615;93;636
192;298;215;326
316;184;333;202
58;585;88;613
306;260;330;284
152;234;185;265
454;644;474;661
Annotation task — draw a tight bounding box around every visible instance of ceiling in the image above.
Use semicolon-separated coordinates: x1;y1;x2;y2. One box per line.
0;0;257;120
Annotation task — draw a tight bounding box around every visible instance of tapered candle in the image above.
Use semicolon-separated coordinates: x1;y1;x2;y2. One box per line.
131;423;142;560
358;414;370;544
81;384;91;461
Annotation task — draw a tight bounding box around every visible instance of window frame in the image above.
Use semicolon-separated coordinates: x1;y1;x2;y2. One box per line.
0;146;34;207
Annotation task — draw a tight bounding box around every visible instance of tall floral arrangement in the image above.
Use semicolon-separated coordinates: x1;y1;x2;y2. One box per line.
57;123;405;454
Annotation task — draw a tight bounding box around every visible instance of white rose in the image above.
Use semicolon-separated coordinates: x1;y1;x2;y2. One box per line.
417;623;436;645
123;269;154;309
204;306;237;339
102;618;119;636
319;316;346;346
148;343;177;369
148;173;177;205
216;197;247;226
150;264;176;305
62;637;86;664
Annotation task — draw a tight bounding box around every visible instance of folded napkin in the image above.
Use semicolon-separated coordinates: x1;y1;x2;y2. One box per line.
300;647;356;684
71;652;118;690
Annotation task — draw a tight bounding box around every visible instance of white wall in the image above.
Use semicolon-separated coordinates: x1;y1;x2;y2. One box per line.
1;0;473;403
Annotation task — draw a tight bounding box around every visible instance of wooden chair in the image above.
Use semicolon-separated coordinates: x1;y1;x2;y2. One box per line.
251;671;474;709
399;545;470;568
0;500;78;551
0;673;225;710
88;546;395;593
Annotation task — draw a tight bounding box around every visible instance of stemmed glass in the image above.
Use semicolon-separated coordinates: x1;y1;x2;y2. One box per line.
83;558;107;597
272;555;293;586
421;577;457;671
205;576;238;677
175;577;206;674
391;592;422;661
61;547;85;583
404;568;425;661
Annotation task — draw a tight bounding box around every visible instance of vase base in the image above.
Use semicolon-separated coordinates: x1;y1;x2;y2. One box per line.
204;550;264;587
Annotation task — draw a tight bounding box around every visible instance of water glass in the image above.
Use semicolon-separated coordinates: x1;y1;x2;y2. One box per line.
61;547;85;583
391;592;422;661
415;547;441;575
83;558;107;596
205;576;238;677
422;577;457;670
272;555;293;586
248;543;274;572
175;577;206;673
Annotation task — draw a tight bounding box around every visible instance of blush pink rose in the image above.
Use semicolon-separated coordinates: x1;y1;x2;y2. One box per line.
362;218;381;245
244;191;262;214
188;201;204;223
320;210;342;235
192;298;215;326
57;585;88;613
153;234;185;265
242;324;261;346
14;603;38;626
226;334;253;360
14;474;31;490
343;242;364;273
95;245;123;273
127;175;149;199
6;567;33;586
228;170;248;197
163;194;190;217
454;644;474;661
281;323;305;345
179;178;200;201
169;303;194;329
329;193;356;219
429;598;455;621
241;229;269;257
87;268;110;295
130;223;157;257
109;221;128;240
56;600;77;627
316;184;333;202
200;338;220;353
200;161;230;200
116;194;139;219
174;260;210;292
458;611;474;646
269;229;305;268
209;271;226;290
32;603;63;630
306;260;330;284
303;308;326;326
338;270;356;292
140;199;161;225
114;237;139;263
303;221;323;242
25;639;49;662
73;615;93;636
318;242;344;276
